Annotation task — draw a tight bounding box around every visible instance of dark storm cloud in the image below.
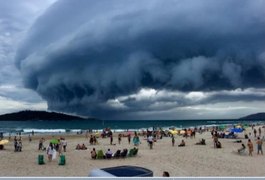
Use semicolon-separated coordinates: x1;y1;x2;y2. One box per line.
15;0;265;118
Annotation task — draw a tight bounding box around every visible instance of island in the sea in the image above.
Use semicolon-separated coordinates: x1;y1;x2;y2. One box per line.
0;110;97;121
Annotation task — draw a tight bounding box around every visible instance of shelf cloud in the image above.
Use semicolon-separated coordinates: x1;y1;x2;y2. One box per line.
15;0;265;119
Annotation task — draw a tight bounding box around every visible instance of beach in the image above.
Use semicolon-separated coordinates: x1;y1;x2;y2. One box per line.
0;126;265;177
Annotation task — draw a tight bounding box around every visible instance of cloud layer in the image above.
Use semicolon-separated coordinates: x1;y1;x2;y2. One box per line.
15;0;265;119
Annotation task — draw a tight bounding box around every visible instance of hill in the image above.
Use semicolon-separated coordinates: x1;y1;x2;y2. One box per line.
0;110;94;121
239;112;265;120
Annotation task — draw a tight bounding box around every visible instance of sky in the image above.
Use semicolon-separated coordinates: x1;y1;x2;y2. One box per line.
1;0;265;120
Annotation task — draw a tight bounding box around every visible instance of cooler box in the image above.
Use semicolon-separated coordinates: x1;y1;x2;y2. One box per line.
38;154;45;165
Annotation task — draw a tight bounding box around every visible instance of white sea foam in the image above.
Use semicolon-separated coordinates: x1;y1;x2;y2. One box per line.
69;129;82;132
23;129;66;133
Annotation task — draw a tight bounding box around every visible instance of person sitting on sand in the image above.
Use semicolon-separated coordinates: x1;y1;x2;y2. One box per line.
81;144;87;150
163;171;170;177
178;139;185;147
238;143;246;154
76;144;81;150
195;138;206;145
216;141;222;148
105;148;113;159
91;148;97;159
233;140;242;143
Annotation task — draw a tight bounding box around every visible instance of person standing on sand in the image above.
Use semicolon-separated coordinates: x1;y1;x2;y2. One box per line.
213;135;218;148
128;134;131;144
62;138;67;152
254;128;257;138
147;135;154;149
258;127;261;137
118;134;122;145
47;143;54;162
247;139;253;156
171;135;175;146
110;135;113;145
256;137;263;155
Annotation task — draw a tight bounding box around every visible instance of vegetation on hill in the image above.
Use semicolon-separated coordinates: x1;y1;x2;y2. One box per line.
0;110;92;121
239;112;265;120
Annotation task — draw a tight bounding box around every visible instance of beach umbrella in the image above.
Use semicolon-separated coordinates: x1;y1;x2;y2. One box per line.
94;132;100;138
50;139;59;144
219;125;226;130
180;130;185;135
230;128;243;133
169;130;178;135
0;139;9;145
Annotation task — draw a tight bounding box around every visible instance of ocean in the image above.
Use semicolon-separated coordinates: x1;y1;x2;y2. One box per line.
0;119;263;135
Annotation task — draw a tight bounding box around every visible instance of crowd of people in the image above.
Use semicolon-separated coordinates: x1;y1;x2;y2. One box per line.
2;123;265;177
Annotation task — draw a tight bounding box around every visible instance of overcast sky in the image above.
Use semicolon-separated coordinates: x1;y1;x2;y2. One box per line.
1;0;265;120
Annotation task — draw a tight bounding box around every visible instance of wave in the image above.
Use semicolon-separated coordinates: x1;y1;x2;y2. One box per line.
23;128;66;133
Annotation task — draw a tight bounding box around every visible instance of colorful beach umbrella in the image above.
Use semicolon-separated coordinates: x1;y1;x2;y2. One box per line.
0;139;9;145
230;128;244;133
180;130;185;135
50;139;59;144
169;130;178;135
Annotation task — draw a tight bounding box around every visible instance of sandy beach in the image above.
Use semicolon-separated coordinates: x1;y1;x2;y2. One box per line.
1;126;265;177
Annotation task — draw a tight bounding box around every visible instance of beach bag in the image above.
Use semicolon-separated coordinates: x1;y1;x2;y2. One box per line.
58;155;66;165
52;149;57;160
38;154;45;165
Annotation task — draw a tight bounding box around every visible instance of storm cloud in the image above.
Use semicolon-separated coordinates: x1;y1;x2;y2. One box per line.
15;0;265;119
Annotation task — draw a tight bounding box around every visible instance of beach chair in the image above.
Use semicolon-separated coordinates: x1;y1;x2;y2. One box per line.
113;150;121;158
120;149;128;158
96;150;104;159
58;155;66;165
128;148;135;157
38;154;45;165
133;148;138;156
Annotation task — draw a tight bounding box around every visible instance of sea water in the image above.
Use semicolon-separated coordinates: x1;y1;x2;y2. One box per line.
0;119;263;135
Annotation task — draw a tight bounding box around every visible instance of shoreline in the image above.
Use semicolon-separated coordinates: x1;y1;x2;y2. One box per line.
1;119;264;137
